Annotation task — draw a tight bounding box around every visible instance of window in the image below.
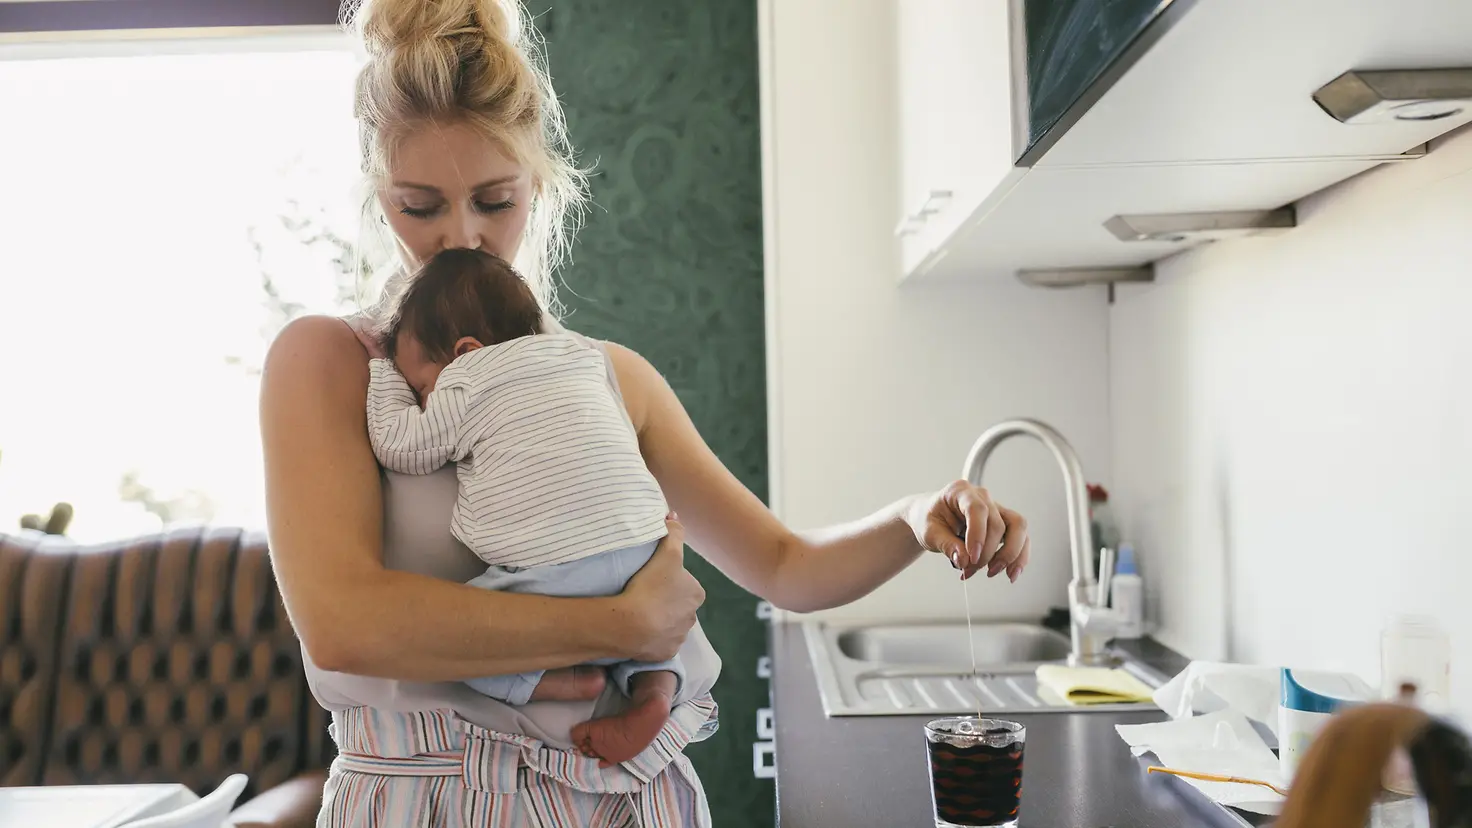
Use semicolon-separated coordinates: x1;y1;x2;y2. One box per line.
0;42;364;541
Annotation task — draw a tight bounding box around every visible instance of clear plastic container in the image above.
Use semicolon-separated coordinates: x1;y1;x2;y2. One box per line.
1381;615;1451;713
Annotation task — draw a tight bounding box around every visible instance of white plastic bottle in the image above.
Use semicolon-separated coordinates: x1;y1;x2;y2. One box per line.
1110;543;1145;639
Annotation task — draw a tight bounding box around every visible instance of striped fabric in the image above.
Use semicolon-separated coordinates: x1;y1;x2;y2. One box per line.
317;696;719;827
366;334;669;568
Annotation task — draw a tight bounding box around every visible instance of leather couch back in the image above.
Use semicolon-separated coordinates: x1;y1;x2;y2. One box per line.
0;528;333;800
0;532;69;786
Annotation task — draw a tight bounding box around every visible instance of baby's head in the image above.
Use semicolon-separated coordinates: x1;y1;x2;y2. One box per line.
383;248;544;398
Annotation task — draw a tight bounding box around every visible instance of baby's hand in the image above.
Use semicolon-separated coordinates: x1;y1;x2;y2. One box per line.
345;313;388;359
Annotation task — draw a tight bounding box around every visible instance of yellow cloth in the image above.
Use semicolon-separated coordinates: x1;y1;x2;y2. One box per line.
1035;664;1155;705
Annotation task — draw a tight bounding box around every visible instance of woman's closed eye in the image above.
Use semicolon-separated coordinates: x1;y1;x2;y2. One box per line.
397;199;516;219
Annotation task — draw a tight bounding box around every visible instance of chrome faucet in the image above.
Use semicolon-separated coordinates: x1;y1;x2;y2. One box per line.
961;418;1120;667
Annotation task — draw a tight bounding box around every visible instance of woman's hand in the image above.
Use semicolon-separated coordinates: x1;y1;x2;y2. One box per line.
906;481;1030;582
615;515;705;662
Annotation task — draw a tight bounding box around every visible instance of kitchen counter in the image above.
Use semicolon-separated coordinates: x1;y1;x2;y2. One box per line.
770;621;1247;828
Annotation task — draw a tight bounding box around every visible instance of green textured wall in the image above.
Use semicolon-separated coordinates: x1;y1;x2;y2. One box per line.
536;1;774;825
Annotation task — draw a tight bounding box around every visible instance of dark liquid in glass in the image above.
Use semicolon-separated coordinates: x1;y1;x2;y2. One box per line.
927;736;1024;826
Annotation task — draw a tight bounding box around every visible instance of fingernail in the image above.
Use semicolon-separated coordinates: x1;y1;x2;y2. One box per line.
668;511;679;520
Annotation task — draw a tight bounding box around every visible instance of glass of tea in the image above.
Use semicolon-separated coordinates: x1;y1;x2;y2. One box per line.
923;716;1026;828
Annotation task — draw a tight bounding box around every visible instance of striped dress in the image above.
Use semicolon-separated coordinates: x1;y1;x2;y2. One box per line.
318;698;719;827
366;334;669;568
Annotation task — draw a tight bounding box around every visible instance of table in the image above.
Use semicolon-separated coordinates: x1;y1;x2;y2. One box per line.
0;784;197;828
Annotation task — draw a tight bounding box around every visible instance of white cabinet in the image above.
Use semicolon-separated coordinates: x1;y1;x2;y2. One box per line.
895;0;1472;284
895;0;1020;278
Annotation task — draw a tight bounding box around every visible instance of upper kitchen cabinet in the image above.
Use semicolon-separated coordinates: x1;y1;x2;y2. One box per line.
895;0;1021;277
898;0;1472;283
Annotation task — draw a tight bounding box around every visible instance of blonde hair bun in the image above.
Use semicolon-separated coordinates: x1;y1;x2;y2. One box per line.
347;0;538;129
351;0;521;57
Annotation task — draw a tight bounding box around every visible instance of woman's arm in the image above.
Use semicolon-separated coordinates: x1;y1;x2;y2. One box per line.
605;343;1030;614
261;316;702;679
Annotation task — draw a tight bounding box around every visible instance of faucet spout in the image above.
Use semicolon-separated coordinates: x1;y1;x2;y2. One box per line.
961;418;1117;667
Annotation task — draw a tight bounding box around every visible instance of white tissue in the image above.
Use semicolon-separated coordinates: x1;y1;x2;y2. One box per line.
1151;661;1376;738
1117;710;1286;815
1152;662;1284;735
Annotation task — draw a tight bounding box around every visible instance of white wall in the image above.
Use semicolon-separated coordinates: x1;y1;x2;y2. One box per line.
1111;126;1472;713
760;0;1113;623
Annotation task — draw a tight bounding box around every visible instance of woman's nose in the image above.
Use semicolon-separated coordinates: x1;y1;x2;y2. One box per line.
442;208;483;252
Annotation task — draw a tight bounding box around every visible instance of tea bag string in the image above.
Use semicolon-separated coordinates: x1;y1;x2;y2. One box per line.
962;570;982;722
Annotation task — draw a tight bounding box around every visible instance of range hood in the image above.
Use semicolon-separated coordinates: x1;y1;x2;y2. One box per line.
897;0;1472;284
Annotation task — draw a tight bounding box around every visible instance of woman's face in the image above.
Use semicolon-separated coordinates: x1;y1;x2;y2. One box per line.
378;121;534;268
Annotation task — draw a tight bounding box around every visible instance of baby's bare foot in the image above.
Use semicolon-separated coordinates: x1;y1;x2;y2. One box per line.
529;666;607;702
570;692;673;768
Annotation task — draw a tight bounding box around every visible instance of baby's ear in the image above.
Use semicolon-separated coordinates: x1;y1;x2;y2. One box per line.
453;336;484;357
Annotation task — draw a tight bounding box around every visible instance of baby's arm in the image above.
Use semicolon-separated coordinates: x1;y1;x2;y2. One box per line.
366;359;470;474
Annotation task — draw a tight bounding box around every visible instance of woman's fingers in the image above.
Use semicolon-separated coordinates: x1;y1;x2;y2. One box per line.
912;482;1030;583
1007;535;1030;583
952;484;991;569
989;506;1028;579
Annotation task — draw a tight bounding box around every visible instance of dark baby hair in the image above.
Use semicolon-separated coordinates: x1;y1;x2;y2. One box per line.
384;248;545;363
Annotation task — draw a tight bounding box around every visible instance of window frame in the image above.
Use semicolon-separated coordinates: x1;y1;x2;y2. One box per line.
0;0;348;58
0;0;343;34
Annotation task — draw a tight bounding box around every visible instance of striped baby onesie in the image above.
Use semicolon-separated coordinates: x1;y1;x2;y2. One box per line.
366;334;669;568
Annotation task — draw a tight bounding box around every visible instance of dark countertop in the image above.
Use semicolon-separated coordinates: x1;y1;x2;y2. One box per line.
770;621;1251;828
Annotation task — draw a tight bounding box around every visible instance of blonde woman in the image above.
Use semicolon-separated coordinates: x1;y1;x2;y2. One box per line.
259;0;1032;824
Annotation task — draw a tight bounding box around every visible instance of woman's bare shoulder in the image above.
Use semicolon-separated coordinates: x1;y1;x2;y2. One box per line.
261;315;371;409
598;340;668;432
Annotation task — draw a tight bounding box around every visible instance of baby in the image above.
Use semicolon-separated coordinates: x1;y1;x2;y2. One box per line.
365;247;686;766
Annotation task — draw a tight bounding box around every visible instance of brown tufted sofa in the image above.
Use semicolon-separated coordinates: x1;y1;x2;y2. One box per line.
0;526;334;827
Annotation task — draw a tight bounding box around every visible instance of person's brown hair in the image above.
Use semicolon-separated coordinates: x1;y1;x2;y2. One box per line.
384;248;543;363
1275;702;1472;828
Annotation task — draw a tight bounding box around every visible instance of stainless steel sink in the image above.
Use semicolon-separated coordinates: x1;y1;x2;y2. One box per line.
835;622;1072;666
804;619;1166;717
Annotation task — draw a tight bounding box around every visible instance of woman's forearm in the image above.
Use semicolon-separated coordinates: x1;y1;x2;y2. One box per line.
309;568;631;680
766;495;928;613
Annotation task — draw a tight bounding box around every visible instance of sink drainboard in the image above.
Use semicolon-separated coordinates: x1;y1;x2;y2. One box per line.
859;672;1062;713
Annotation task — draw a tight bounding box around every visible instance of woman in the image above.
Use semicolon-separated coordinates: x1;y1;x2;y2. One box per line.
260;0;1031;824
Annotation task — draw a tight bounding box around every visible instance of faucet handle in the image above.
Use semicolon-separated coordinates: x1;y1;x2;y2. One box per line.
1097;546;1116;608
